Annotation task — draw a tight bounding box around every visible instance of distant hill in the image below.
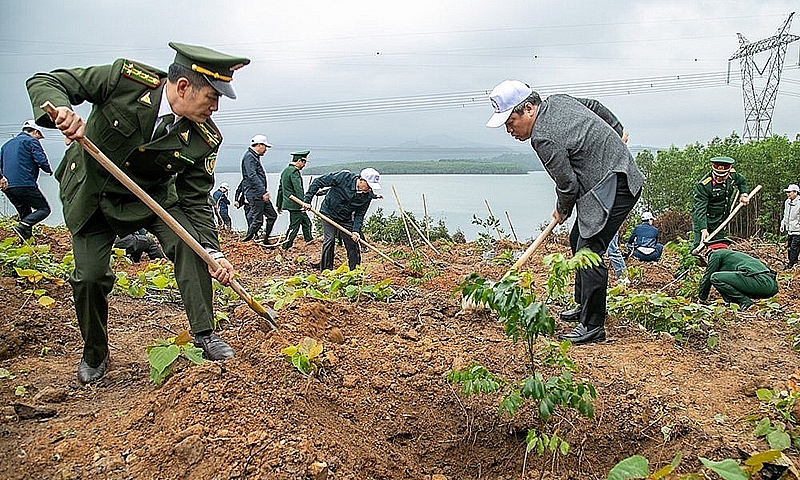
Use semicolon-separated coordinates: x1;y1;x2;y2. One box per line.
303;152;544;175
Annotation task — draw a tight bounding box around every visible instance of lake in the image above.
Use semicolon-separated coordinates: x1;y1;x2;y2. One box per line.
3;171;560;241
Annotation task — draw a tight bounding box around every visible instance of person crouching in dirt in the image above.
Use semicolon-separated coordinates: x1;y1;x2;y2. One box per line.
486;80;643;345
114;230;166;263
691;156;749;250
301;168;381;271
625;211;663;262
698;242;778;311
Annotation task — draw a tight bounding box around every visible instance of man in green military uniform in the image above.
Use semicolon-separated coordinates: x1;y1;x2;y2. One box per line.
691;156;749;249
26;42;250;384
699;242;778;310
276;150;313;250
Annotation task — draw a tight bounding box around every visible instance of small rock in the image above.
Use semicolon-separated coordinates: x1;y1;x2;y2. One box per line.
174;434;204;465
375;319;395;334
342;375;359;388
400;329;419;341
34;386;68;404
432;474;449;480
328;327;345;344
12;403;56;420
1;406;17;422
176;423;206;442
371;375;390;392
307;460;328;480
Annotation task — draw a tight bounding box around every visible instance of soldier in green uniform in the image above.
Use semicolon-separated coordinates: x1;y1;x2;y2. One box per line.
691;156;749;249
26;42;250;384
276;150;313;250
698;242;778;310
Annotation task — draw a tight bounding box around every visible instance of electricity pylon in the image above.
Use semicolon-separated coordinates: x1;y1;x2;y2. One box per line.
728;12;799;140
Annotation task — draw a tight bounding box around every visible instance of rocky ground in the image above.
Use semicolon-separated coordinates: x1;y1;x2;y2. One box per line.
0;226;798;479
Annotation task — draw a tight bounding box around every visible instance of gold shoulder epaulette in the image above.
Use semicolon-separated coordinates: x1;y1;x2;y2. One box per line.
121;60;162;88
701;177;712;185
194;121;221;149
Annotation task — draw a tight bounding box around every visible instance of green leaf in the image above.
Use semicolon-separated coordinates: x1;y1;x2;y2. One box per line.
698;457;747;480
752;417;771;437
606;455;650;480
755;388;773;402
183;346;206;365
147;344;181;374
766;429;791;450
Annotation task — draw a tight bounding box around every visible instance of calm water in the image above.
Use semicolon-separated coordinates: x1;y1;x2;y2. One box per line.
6;172;559;241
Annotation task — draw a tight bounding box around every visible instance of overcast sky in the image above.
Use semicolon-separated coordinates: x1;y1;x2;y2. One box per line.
1;0;799;167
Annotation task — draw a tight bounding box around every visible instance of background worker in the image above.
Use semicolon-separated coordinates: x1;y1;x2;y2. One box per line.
780;183;800;270
114;229;166;263
699;242;778;311
233;180;251;231
277;150;313;250
302;168;381;271
213;182;232;230
240;134;277;244
486;80;643;345
26;42;248;384
0;120;53;240
691;156;749;249
626;211;663;262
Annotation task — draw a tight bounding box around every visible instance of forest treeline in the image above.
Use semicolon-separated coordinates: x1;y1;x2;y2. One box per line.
636;133;800;241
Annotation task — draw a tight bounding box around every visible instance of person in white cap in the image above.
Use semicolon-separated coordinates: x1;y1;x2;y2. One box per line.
625;211;663;262
0;120;53;240
240;134;278;244
780;184;800;269
301;168;381;271
486;80;644;345
212;182;232;230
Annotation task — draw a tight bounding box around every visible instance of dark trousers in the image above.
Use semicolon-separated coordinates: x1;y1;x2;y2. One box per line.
787;234;800;267
710;271;778;307
244;197;277;240
71;208;215;367
282;210;312;250
569;174;639;327
632;244;664;262
114;234;166;262
320;221;361;271
3;186;51;226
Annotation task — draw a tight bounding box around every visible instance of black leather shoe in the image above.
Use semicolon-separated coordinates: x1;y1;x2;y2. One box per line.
559;324;606;344
77;355;109;384
560;306;582;322
194;332;234;361
13;223;32;241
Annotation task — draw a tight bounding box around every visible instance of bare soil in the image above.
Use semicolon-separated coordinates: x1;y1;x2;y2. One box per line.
0;227;798;479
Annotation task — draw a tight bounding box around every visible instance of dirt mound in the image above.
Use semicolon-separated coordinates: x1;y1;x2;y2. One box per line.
0;227;797;479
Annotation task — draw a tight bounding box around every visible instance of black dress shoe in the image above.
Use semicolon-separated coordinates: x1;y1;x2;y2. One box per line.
194;332;234;361
560;306;582;322
77;355;109;384
559;324;606;344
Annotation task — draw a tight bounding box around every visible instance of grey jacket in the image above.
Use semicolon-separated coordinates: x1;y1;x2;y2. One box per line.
530;94;644;238
782;197;800;235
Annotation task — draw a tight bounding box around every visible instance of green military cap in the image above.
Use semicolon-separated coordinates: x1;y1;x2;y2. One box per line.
291;150;310;161
710;156;734;165
169;42;250;99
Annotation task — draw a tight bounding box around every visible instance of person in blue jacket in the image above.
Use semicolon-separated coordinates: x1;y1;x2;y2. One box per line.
0;120;53;240
626;211;663;262
302;168;381;271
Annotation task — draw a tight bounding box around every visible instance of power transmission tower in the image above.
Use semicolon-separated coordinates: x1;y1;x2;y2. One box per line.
728;12;800;140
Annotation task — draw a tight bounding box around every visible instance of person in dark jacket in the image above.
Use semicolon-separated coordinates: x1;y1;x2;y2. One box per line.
233;180;251;230
698;242;778;310
212;182;232;230
26;42;248;384
301;168;381;270
277;150;312;250
486;80;643;345
0;120;53;240
114;229;166;263
240;134;277;244
626;211;663;262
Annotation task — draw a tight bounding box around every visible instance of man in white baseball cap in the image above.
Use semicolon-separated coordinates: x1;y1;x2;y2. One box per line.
781;184;800;269
486;80;643;345
240;134;277;243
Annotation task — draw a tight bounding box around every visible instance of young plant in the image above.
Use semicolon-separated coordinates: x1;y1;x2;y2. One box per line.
607;449;783;480
450;248;600;458
262;264;393;309
750;386;800;450
146;330;206;386
281;337;324;376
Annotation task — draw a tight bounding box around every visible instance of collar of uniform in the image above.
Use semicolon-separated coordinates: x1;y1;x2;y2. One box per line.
157;87;183;126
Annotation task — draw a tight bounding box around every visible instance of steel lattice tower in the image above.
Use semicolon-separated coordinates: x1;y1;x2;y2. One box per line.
728;13;799;140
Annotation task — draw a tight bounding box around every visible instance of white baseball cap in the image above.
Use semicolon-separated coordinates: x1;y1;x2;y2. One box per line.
22;120;44;137
486;80;533;128
642;211;654;221
250;134;272;147
220;182;229;190
359;168;382;190
785;184;799;193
